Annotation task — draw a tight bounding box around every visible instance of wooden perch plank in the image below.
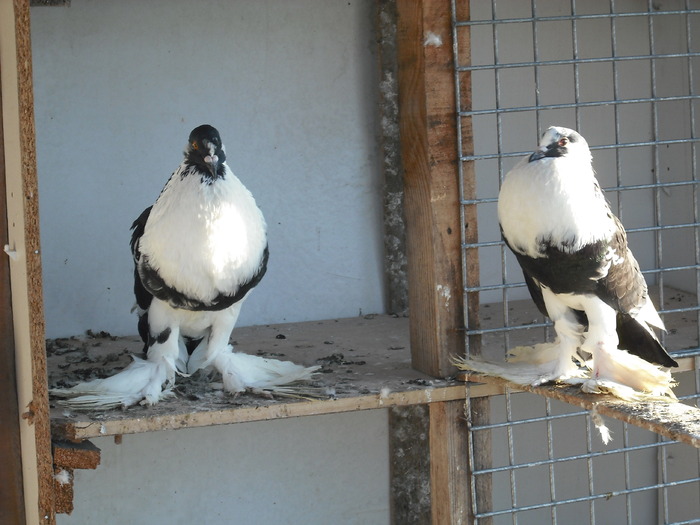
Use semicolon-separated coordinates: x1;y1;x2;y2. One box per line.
461;373;700;448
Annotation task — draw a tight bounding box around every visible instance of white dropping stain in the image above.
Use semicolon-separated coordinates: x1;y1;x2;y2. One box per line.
437;284;452;309
424;31;443;47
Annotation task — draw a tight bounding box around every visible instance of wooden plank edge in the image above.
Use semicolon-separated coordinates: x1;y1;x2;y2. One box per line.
51;382;504;440
461;373;700;448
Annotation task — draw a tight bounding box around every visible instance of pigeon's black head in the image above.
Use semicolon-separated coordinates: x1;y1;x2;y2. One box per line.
529;126;590;163
185;124;227;179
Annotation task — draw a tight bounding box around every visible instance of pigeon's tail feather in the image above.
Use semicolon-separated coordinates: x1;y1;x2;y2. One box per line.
213;346;320;393
616;313;677;368
51;355;177;409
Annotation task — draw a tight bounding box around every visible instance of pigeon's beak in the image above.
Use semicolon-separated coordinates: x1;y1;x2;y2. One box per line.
203;153;220;177
529;146;547;163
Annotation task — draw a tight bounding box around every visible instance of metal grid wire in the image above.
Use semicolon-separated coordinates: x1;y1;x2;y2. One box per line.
454;1;700;523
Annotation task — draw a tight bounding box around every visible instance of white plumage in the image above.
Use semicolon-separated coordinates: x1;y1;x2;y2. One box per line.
456;126;677;400
53;125;317;408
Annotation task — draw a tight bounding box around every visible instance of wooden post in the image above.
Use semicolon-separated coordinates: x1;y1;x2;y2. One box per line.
390;401;469;525
428;400;469;524
0;0;54;523
396;0;464;378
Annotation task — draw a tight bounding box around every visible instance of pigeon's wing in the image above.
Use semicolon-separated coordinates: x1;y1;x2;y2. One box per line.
593;215;647;315
523;271;548;317
594;216;677;367
131;206;154;312
130;206;154;348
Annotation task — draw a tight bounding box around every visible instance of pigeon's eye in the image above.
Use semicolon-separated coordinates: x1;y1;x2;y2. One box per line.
558;137;569;147
192;142;199;150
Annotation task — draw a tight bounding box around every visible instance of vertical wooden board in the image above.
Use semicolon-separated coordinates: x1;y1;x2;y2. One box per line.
396;0;464;377
453;2;481;354
0;0;53;522
0;73;25;525
429;400;469;525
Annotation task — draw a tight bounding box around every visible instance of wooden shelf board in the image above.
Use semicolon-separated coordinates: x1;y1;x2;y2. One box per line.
49;296;699;443
49;315;503;441
460;371;700;448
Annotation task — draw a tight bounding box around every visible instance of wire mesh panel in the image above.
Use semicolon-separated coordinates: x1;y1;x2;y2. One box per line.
454;1;700;523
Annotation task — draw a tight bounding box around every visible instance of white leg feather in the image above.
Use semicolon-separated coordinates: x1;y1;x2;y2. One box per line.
53;300;183;408
455;340;586;386
580;301;676;400
582;345;676;400
51;354;178;409
212;345;320;393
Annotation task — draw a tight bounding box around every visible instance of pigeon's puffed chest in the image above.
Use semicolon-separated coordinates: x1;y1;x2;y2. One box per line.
138;165;267;303
498;156;616;259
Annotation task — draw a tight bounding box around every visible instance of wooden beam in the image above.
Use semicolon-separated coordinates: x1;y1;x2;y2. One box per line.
396;0;463;377
0;0;54;522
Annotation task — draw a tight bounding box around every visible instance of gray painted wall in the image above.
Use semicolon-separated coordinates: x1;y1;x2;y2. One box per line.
59;410;390;525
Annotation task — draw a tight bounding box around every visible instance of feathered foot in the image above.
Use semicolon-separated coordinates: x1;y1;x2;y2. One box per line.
213;345;320;394
51;355;178;409
581;345;677;401
454;342;586;386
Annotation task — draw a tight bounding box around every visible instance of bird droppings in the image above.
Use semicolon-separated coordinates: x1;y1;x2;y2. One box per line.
436;284;451;309
423;31;443;47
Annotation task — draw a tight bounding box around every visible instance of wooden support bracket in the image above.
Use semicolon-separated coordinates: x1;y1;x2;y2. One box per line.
52;440;101;515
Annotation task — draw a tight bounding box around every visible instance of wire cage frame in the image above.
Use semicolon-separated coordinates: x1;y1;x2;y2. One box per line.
454;1;700;524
